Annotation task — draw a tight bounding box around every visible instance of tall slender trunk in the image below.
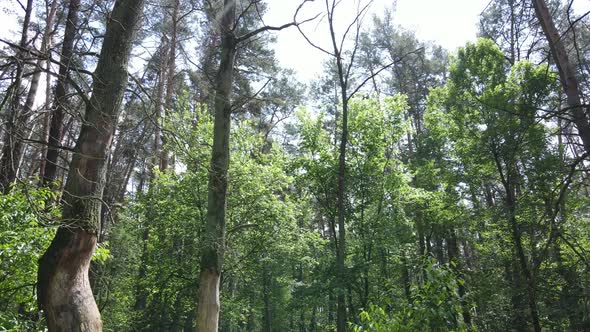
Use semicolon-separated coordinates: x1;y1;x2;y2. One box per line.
42;0;81;187
195;1;236;330
506;187;541;332
447;230;472;327
37;1;144;330
161;0;179;171
153;39;168;174
19;1;60;183
532;0;590;154
0;0;33;192
24;0;59;123
333;27;349;332
39;17;57;181
263;264;273;332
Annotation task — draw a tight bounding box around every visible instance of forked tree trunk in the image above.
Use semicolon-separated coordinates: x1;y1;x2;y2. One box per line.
196;0;236;330
37;0;144;330
532;0;590;154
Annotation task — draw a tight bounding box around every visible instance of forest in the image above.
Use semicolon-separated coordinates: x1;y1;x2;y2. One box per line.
1;0;590;331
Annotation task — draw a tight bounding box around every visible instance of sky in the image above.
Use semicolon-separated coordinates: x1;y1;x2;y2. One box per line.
1;0;589;83
265;0;590;82
264;0;490;82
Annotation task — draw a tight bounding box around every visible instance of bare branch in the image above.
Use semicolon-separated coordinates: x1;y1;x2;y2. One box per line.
237;3;319;43
347;47;424;101
294;0;336;57
237;21;297;43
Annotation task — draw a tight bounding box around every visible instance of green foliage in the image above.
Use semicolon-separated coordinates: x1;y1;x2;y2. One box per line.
0;183;58;330
354;260;469;332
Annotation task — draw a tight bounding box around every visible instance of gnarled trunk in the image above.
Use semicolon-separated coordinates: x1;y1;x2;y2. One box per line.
37;0;145;330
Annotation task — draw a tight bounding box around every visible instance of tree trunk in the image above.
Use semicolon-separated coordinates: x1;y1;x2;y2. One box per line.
39;22;57;182
0;0;33;192
263;264;273;332
506;187;541;332
195;0;236;330
532;0;590;154
161;0;179;171
23;0;59;124
37;0;144;330
447;230;472;327
152;38;168;175
334;32;349;332
42;0;81;187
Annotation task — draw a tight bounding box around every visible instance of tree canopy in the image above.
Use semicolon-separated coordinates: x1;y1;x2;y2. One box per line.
1;0;590;331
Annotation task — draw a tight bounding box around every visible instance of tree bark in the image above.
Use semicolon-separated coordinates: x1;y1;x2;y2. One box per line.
37;0;144;330
195;0;236;330
532;0;590;154
42;0;81;187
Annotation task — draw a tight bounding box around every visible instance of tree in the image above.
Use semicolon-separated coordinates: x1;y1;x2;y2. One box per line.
195;1;307;330
0;0;34;192
532;0;590;155
427;38;574;331
41;0;81;187
296;1;417;329
37;0;145;329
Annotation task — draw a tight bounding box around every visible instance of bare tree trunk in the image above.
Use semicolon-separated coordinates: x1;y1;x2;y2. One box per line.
153;39;168;174
323;3;351;328
0;0;33;192
196;1;236;330
161;0;179;171
532;0;590;154
39;17;57;181
37;0;144;330
23;0;59;183
42;0;81;187
24;0;59;123
506;185;541;332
